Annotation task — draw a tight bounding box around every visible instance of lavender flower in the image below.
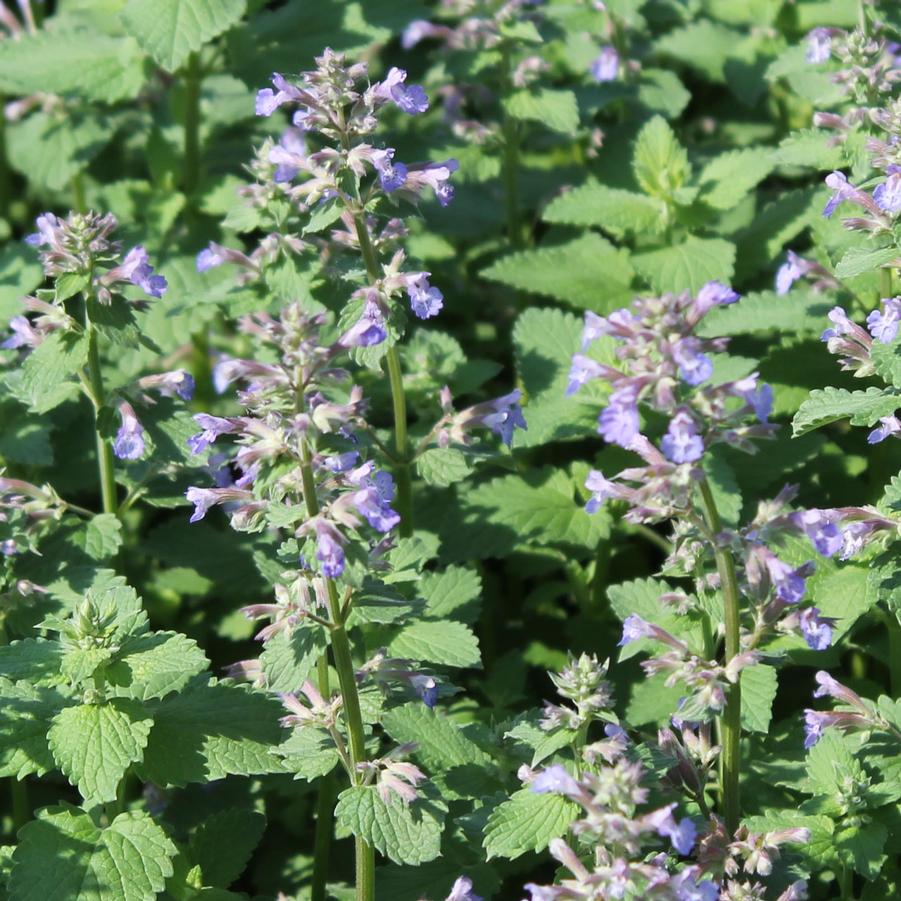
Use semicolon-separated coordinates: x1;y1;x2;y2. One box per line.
795;510;843;557
618;614;656;646
866;296;901;343
410;674;438;708
868;414;901;443
673;338;713;386
598;394;640;448
116;246;168;298
255;72;304;117
764;554;809;604
196;244;228;272
530;764;581;797
590;46;620;82
799;607;833;650
405;272;444;319
873;172;901;213
374;67;429;114
371;147;409;192
188;414;242;455
113;401;145;460
444;877;482;901
775;250;813;295
661;411;704;464
806;27;833;63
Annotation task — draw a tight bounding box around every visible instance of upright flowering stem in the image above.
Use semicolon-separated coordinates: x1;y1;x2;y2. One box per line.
183;52;202;197
83;297;118;516
350;214;413;536
296;426;374;901
0;99;8;219
500;44;524;248
698;477;742;832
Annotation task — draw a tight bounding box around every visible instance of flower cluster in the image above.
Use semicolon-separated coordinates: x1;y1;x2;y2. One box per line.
571;282;772;521
185;305;398;580
199;49;457;336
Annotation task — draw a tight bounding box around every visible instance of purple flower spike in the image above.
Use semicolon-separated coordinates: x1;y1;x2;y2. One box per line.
530;764;580;797
339;301;388;348
378;67;429;114
695;281;739;315
255;72;303;117
873;173;901;214
372;147;408;193
589;46;619;82
24;212;60;248
660;410;703;463
800;607;833;650
352;475;400;532
121;246;167;298
187;413;241;455
866;297;901;343
113;402;145;460
673;338;713;386
313;520;346;578
405;272;443;319
797;510;843;557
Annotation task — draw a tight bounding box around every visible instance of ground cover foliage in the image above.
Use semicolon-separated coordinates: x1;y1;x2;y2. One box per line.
0;0;900;899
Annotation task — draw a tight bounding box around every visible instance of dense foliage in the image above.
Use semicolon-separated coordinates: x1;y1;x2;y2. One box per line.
0;1;900;899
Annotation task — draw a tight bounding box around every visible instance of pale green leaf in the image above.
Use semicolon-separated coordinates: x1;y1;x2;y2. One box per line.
82;515;123;561
108;632;209;701
699;290;832;337
542;181;665;235
697;149;775;210
12;331;88;414
48;700;152;805
632;115;690;200
481;233;634;311
870;338;901;389
121;0;247;71
419;565;482;624
388;621;481;668
258;625;328;693
335;785;447;866
483;789;578;860
415;447;475;487
188;809;266;889
740;664;778;734
276;727;340;782
504;88;579;135
834;246;900;279
792;387;900;436
9;806;176;901
633;237;736;294
0;679;64;779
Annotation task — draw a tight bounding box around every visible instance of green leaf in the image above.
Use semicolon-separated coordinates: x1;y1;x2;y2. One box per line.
8;805;176;901
6;110;115;192
504;88;579;135
0;639;64;684
542;181;665;235
0;679;64;779
697;149;775;210
870;338;901;389
258;625;328;693
481;233;634;312
483;789;578;860
108;632;209;701
633;237;736;294
440;466;610;562
792;387;900;436
381;704;493;773
0;30;146;103
626;673;685;726
138;679;285;786
388;621;481;668
335;785;447;866
415;447;474;487
806;730;862;796
48;699;153;805
82;515;124;561
276;727;340;782
419;565;482;624
699;290;831;337
632;115;690;200
121;0;247;71
837;820;888;880
834;246;900;279
13;331;88;414
513;307;604;447
655;20;748;82
740;664;778;733
773;129;843;170
188;809;266;888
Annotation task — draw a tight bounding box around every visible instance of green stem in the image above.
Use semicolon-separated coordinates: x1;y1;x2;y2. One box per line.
880;266;892;300
697;477;742;833
500;45;523;249
351;212;413;535
0;95;9;220
299;435;374;901
183;52;202;197
310;772;336;901
10;778;28;833
84;307;117;516
71;173;86;214
889;616;901;697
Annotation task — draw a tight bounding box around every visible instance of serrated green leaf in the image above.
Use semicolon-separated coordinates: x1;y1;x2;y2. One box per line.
381;704;493;773
276;727;340;781
632;115;690;200
699;290;832;337
483;788;578;860
633;237;735;294
834;245;900;279
656;20;748;82
870;338;901;389
740;664;778;733
138;679;285;786
415;447;474;487
0;639;64;684
626;673;685;726
82;514;123;561
108;632;209;701
0;679;65;779
388;621;481;668
0;30;146;103
48;699;152;805
9;806;176;901
188;809;266;888
697;149;775;210
542;181;665;235
335;785;447;866
504;88;579;135
773;129;843;170
258;625;328;693
12;331;88;414
121;0;247;71
792;387;900;436
481;233;634;311
419;565;482;624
